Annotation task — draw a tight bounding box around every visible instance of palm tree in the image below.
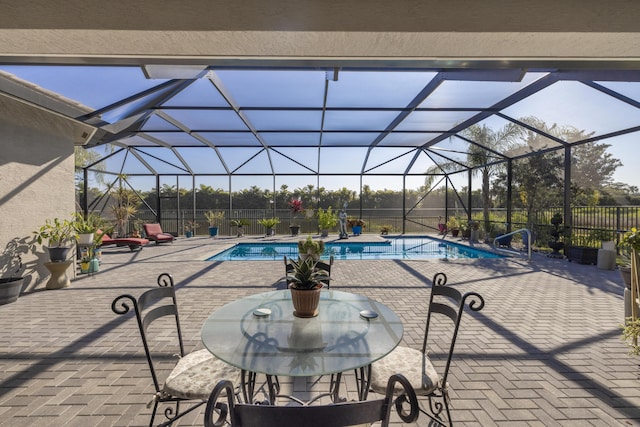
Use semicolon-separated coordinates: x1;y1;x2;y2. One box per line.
460;123;522;232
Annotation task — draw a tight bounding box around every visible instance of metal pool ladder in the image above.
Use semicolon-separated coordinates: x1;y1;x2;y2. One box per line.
493;228;532;261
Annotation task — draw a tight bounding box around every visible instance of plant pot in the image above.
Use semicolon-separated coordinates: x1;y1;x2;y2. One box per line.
89;258;99;273
320;229;329;238
46;246;72;262
265;228;275;236
236;226;244;237
77;233;94;245
185;231;193;238
567;246;598;265
208;226;218;237
620;267;632;289
80;261;90;274
451;229;460;237
290;284;323;318
351;225;362;235
495;234;512;247
289;225;300;236
0;277;24;305
470;229;480;242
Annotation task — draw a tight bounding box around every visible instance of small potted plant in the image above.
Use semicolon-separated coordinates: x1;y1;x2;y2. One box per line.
230;219;250;237
73;212;103;245
347;218;365;236
286;257;330;318
0;239;25;305
204;210;225;237
298;235;325;261
33;217;77;262
316;207;338;237
258;217;280;236
446;217;460;237
288;198;303;236
184;220;198;238
380;224;392;235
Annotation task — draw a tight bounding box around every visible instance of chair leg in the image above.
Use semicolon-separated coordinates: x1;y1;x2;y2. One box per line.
421;389;452;427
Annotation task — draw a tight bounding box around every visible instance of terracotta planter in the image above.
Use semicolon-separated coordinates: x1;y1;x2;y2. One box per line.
290;284;323;318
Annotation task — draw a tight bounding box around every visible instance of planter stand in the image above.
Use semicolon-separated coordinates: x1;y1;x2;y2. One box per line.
44;261;73;289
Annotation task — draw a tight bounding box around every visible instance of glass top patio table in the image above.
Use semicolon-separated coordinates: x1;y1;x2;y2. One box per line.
201;289;403;377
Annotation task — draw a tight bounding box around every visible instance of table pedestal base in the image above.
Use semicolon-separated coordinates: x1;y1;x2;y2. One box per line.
44;261;73;289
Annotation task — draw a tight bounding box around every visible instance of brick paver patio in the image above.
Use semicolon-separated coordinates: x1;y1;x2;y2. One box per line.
0;234;638;426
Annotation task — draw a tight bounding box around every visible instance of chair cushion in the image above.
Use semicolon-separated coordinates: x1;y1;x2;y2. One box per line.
163;349;240;400
370;346;439;396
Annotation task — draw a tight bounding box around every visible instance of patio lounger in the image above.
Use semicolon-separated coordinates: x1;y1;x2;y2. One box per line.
97;230;148;251
143;223;175;244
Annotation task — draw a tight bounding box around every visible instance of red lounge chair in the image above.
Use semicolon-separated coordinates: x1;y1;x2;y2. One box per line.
143;223;175;244
97;230;149;251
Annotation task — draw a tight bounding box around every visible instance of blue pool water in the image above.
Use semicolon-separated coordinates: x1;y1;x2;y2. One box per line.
206;237;503;261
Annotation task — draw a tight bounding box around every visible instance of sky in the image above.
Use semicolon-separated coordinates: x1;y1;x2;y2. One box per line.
3;65;638;193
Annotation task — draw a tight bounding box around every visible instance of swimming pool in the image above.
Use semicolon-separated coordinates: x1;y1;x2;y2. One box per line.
206;237;503;261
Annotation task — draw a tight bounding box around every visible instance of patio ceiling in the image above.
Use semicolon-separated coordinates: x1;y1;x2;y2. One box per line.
2;65;640;178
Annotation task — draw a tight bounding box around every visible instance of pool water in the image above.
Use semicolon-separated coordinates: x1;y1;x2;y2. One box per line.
206;237;503;261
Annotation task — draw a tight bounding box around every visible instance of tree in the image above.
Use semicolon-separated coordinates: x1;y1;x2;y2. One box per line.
571;141;622;205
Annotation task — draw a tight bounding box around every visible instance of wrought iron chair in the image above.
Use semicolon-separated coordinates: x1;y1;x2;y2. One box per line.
204;373;419;427
111;273;239;427
369;272;485;426
284;255;334;288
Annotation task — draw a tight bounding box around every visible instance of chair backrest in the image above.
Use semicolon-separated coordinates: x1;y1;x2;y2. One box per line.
111;273;184;393
143;223;163;236
422;272;485;388
284;255;334;288
204;373;419;427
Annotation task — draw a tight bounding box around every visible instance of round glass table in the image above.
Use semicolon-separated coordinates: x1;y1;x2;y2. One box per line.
201;289;403;403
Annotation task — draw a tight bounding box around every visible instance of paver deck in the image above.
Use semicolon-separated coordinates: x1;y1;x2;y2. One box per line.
0;233;638;426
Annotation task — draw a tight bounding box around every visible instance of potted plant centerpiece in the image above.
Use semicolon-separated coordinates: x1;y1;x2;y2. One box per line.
286;257;330;318
298;235;325;261
316;207;338;237
33;217;76;262
258;217;280;236
204;210;225;237
288;198;303;236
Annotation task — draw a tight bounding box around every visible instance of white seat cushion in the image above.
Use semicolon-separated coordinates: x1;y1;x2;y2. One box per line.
164;349;240;400
370;346;439;396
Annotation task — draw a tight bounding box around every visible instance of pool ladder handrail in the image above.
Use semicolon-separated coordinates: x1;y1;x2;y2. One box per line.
493;228;532;261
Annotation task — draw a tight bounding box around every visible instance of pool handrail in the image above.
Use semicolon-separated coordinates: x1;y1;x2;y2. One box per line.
493;228;532;261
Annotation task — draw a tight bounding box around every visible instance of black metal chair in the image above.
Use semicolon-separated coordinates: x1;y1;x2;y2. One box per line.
204;373;419;427
284;255;334;288
369;272;485;426
111;273;240;427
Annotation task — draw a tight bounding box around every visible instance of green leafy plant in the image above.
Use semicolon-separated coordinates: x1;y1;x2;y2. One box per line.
347;217;365;228
317;207;338;230
286;257;330;290
445;217;460;230
33;217;76;247
620;228;640;252
621;316;640;356
258;217;280;228
204;210;225;227
230;218;250;227
73;212;103;234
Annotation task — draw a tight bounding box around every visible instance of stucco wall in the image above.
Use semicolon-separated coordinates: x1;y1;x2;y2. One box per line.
0;95;76;291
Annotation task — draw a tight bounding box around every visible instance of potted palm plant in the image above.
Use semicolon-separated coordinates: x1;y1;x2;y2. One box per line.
230;219;250;237
204;210;225;237
33;217;76;262
258;217;280;236
316;207;338;237
286;257;330;318
446;217;460;237
288;198;303;236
